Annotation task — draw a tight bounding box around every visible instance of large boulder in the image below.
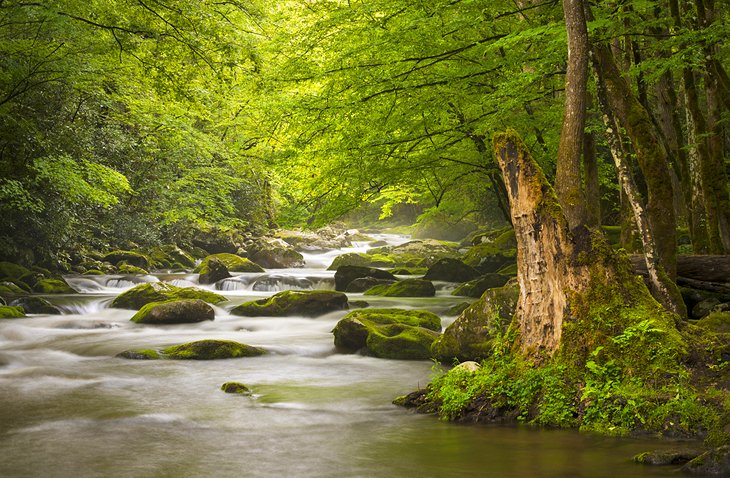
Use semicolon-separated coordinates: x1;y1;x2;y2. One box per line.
195;253;264;274
0;305;25;319
364;278;436;297
145;245;196;269
191;225;246;255
198;258;231;285
345;277;396;293
249;238;305;268
366;240;460;268
9;297;61;314
682;445;730;476
231;290;348;317
695;312;730;333
103;250;151;269
162;340;266;360
452;273;511;298
423;258;480;282
33;278;75;294
431;283;519;363
328;252;397;270
130;299;215;324
332;308;442;360
334;265;397;292
462;230;517;273
0;262;31;280
110;282;227;310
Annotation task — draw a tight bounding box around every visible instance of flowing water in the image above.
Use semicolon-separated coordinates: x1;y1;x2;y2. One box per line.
0;235;700;477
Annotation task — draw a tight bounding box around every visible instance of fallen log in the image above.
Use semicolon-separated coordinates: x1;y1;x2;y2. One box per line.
630;255;730;283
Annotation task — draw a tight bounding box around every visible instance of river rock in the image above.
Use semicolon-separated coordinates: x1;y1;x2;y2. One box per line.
364;278;436;297
328;252;397;270
332;308;442;360
195;253;264;274
695;312;730;333
118;264;149;275
0;305;25;319
33;278;75;294
423;258;480;282
431;283;519;363
334;265;397;291
116;349;161;360
130;299;215;324
0;262;31;279
162;340;266;360
682;445;730;475
9;297;61;314
692;298;722;320
462;230;517;273
221;382;252;394
0;281;28;295
145;245;196;269
248;238;305;268
191;225;246;255
452;273;511;298
345;277;396;293
633;448;703;466
103;250;151;269
231;290;348;317
198;258;231;284
110;282;227;309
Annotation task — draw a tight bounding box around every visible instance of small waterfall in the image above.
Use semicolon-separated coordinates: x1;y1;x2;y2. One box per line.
252;275;314;292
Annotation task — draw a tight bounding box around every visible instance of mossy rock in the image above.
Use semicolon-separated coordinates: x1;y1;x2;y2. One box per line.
696;312;730;333
0;281;28;295
0;305;25;319
364;278;436;297
249;242;305;268
452;273;511;298
194;253;264;273
162;340;266;360
423;258;480;282
334;265;397;291
387;267;428;275
198;257;231;284
116;349;161;360
332;308;442;360
0;262;31;279
368;239;459;268
146;245;196;269
83;269;105;275
118;263;149;275
682;445;730;475
231;290;348;317
327;252;397;270
431;284;519;363
33;278;74;294
633;449;703;466
496;263;518;276
221;382;252;394
130;299;215;324
103;250;151;269
9;297;61;314
110;282;227;310
462;244;516;274
345;277;396;293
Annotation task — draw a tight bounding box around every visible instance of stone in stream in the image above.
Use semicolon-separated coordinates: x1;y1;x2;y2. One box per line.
198;257;231;285
130;299;215;324
363;278;436;297
0;305;26;319
195;253;264;274
333;265;396;292
33;278;75;294
103;250;151;269
681;445;730;475
423;258;480;283
9;297;61;314
248;238;305;268
110;282;227;310
221;382;252;395
632;448;703;466
451;273;511;298
162;340;266;360
345;277;396;293
332;308;442;360
231;290;348;317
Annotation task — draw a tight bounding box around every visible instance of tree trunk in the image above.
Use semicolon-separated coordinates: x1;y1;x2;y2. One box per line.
555;0;589;232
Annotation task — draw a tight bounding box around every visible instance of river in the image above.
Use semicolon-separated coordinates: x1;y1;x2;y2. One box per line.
0;235;700;477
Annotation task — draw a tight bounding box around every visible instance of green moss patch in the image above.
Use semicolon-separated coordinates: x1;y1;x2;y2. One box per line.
0;305;25;319
111;282;227;310
231;290;348;317
364;278;436;297
195;253;264;273
162;340;266;360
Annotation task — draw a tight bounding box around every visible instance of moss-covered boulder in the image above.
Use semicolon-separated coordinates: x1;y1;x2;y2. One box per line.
633;449;703;466
0;281;27;295
0;262;31;279
387;267;428;276
0;305;25;319
423;258;480;283
682;445;730;476
146;245;196;269
345;277;396;293
33;278;75;294
431;284;519;363
162;340;266;360
328;252;397;270
110;282;227;310
130;299;215;324
118;264;149;275
9;297;61;314
332;308;442;360
231;290;348;317
367;239;459;268
191;225;246;255
195;253;264;274
364;278;436;297
103;250;150;269
452;273;511;298
696;312;730;333
334;265;397;291
221;382;252;394
198;258;231;284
